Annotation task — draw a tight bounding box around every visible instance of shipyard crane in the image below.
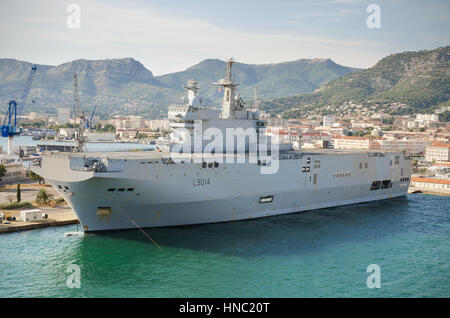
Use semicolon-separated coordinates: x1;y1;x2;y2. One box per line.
72;73;87;152
1;65;37;155
86;105;97;130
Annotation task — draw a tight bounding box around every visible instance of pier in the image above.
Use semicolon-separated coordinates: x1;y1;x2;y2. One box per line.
0;183;79;234
0;206;78;234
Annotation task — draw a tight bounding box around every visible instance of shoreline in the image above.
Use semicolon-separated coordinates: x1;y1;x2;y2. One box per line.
0;206;79;234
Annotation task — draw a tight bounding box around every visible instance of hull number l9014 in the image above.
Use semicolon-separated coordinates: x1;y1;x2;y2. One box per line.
193;178;211;186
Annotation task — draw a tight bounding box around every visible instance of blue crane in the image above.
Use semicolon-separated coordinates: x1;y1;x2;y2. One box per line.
86;105;97;130
1;65;37;155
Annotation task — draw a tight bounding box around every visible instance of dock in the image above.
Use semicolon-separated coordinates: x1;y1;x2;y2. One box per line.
0;206;79;234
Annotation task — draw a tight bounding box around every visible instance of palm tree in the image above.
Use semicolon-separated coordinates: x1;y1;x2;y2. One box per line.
36;189;53;205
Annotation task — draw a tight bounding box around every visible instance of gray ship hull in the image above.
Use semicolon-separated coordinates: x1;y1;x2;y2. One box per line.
32;151;411;232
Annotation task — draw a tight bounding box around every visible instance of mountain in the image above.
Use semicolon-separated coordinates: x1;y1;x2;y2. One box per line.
156;58;358;101
259;46;450;117
0;57;357;119
0;58;181;118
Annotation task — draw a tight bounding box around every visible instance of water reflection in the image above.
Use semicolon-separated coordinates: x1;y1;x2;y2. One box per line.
84;196;412;258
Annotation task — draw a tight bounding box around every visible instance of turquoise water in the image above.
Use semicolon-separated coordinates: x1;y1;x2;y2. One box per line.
0;194;449;297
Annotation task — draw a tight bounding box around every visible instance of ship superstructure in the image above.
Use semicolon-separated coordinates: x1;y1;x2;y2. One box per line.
31;58;412;232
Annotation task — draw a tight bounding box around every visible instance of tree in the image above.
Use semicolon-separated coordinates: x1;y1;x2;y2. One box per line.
0;164;5;181
29;170;44;184
137;133;148;139
17;183;21;203
35;189;53;205
104;124;116;132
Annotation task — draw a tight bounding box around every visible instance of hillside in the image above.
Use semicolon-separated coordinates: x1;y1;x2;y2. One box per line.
260;46;450;117
0;57;357;119
156;58;357;100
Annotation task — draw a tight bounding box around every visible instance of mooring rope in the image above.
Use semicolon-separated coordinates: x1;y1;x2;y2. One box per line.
127;216;162;250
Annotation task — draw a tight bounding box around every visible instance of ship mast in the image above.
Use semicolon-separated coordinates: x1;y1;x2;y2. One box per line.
72;73;86;152
214;58;239;119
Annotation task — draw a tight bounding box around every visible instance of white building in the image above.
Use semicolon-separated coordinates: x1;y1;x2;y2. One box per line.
375;139;431;155
58;128;78;139
114;116;145;130
57;107;70;125
333;136;378;150
425;144;450;162
0;163;28;184
410;177;450;195
322;115;335;127
84;132;116;142
416;114;439;122
145;119;170;131
407;113;440;129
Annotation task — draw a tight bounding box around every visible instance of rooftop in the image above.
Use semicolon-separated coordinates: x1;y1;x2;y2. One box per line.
411;177;450;185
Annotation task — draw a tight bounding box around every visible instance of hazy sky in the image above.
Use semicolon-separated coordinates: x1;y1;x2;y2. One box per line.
0;0;449;75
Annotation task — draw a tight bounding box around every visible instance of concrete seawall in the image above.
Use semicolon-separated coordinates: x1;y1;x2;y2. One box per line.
0;206;79;234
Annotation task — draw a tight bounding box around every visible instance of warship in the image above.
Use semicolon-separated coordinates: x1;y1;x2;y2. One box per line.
31;59;412;232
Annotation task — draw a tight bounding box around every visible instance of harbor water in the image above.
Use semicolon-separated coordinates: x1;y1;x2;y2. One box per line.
0;136;155;154
0;193;448;297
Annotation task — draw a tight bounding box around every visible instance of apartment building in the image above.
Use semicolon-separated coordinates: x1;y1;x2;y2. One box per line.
425;144;450;162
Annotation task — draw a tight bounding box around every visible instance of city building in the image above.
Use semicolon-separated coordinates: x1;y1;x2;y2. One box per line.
84;132;116;142
58;128;78;139
407;113;440;129
410;177;450;195
0;163;28;185
145;119;170;131
113;116;145;130
375;139;431;155
425;144;450;162
57;107;70;125
29;112;37;121
322;115;335;127
333;136;379;150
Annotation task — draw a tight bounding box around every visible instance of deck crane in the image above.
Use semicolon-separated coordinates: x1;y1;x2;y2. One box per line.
1;65;37;155
72;73;86;152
